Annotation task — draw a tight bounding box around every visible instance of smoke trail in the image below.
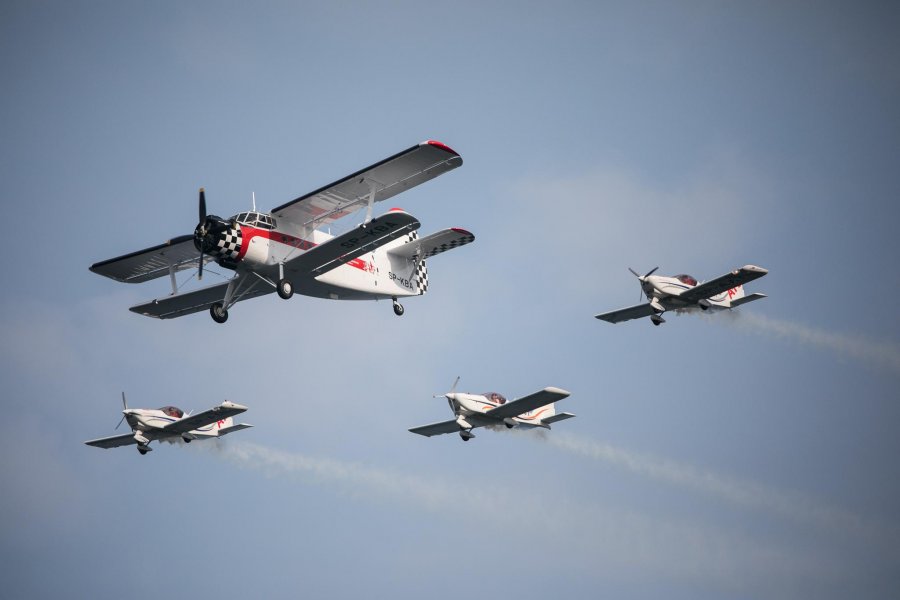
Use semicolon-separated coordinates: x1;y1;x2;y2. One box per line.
718;311;900;375
543;431;894;545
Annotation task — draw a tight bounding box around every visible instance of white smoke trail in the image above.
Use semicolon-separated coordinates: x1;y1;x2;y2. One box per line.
203;440;837;588
718;311;900;375
543;431;895;546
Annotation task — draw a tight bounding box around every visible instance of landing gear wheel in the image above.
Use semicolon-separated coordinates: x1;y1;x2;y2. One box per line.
393;300;404;316
277;278;294;300
138;447;149;455
210;302;229;324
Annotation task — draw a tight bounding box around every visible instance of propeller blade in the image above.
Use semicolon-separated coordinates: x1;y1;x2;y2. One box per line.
115;414;126;431
116;392;128;430
449;376;460;394
628;267;640;278
199;187;207;223
644;266;659;278
121;391;128;410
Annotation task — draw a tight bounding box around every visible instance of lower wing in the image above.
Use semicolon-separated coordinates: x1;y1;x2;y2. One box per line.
90;235;210;283
595;303;657;324
409;418;462;437
163;401;249;435
130;274;274;319
84;433;139;449
486;387;570;420
679;265;768;303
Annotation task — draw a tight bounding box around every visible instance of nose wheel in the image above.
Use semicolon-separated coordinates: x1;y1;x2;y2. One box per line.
392;298;404;316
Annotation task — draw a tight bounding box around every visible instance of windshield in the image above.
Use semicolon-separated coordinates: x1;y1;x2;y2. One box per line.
675;274;697;286
159;406;184;418
483;392;507;405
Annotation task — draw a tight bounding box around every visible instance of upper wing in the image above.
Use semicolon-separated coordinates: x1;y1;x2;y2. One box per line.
288;210;420;275
130;274;274;319
272;141;462;229
679;265;768;303
163;401;248;435
90;235;210;283
595;302;657;324
486;387;570;420
386;228;475;260
84;433;138;449
409;418;462;437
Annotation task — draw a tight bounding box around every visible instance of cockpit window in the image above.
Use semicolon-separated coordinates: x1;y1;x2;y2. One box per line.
159;406;184;418
484;392;507;405
675;274;697;286
233;211;276;230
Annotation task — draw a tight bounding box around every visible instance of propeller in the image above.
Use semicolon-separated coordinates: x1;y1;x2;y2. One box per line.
628;266;658;301
433;376;461;399
115;391;128;430
197;188;207;280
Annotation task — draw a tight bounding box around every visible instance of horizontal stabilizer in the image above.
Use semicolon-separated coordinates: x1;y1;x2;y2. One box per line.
387;227;475;260
542;412;576;425
218;423;253;436
730;292;767;308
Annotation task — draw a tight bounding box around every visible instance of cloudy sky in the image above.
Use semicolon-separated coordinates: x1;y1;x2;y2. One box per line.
2;2;899;598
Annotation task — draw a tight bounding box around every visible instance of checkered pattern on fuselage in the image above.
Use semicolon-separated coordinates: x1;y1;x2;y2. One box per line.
216;227;242;260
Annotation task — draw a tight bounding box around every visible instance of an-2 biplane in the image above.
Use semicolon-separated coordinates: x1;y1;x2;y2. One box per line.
595;264;768;326
409;378;575;441
84;393;252;455
90;141;474;323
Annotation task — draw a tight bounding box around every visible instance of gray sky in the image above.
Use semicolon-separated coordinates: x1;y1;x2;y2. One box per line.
2;2;899;598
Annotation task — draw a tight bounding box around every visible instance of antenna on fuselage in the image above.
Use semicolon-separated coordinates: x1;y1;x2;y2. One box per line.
252;192;257;212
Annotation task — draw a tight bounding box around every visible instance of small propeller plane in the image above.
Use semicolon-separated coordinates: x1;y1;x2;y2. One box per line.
595;264;768;326
90;140;474;323
409;378;575;441
84;393;252;455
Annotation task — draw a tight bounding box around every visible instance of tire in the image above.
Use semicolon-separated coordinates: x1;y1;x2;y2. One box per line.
210;302;229;324
393;302;404;316
277;278;294;300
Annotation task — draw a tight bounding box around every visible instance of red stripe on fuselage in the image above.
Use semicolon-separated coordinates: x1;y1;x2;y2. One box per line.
236;225;373;272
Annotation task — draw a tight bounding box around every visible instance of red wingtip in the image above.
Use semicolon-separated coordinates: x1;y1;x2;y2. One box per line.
424;140;458;156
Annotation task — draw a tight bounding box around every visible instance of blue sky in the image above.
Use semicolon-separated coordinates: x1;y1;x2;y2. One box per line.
2;2;899;598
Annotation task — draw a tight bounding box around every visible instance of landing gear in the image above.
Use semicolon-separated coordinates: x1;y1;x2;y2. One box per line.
392;297;404;316
277;278;294;300
138;447;149;455
650;314;665;326
459;430;475;441
210;302;229;324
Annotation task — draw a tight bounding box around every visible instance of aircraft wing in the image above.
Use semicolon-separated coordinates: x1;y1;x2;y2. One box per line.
594;302;657;324
288;210;420;275
408;418;462;437
486;387;571;420
271;141;462;229
386;228;475;260
84;433;139;449
90;235;212;284
130;274;274;319
163;401;249;435
679;265;768;303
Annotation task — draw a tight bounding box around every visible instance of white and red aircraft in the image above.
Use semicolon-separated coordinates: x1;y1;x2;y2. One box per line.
85;393;252;455
595;264;768;326
90;141;474;323
409;378;575;441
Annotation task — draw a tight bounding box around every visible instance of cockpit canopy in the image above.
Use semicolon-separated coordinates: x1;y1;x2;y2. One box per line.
483;392;507;405
232;211;276;230
675;274;697;286
159;406;184;418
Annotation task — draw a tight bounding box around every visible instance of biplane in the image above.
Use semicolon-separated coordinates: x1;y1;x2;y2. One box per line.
595;265;768;326
90;141;474;323
410;378;575;441
84;393;251;455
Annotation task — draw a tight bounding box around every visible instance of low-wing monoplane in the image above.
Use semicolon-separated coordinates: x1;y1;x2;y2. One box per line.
409;378;575;441
85;393;252;455
595;264;768;326
90;141;474;323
